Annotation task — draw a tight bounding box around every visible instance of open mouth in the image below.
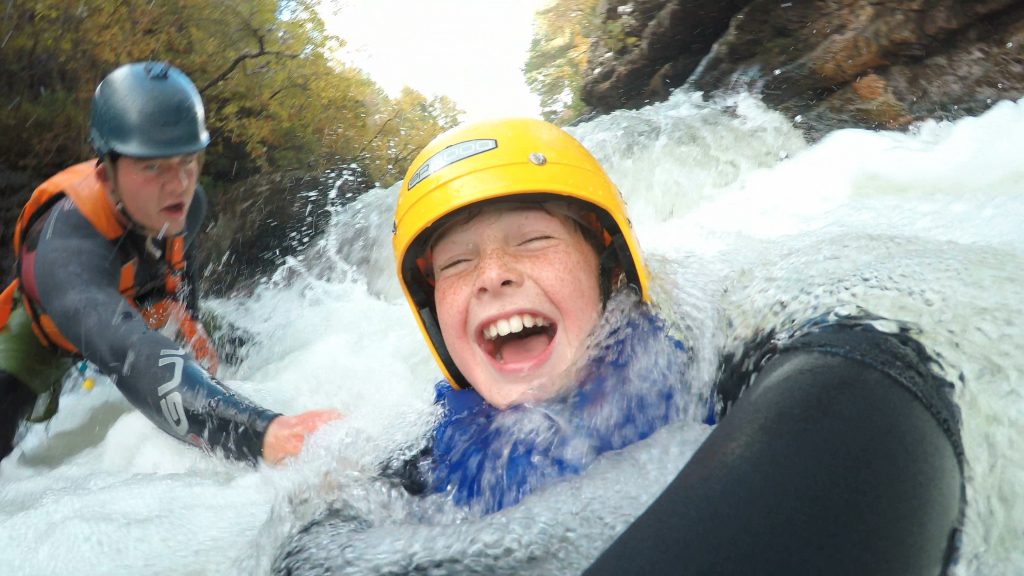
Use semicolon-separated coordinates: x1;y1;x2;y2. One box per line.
480;313;556;364
161;202;186;217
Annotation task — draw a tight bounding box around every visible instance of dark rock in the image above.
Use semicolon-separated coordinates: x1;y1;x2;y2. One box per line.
582;0;753;111
582;0;1024;137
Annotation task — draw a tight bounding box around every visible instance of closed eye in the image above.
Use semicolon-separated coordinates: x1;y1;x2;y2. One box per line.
519;235;554;246
437;257;472;273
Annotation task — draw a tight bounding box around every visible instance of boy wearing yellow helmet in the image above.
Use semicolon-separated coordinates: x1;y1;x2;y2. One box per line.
383;117;963;575
391;117;692;513
394;118;650;394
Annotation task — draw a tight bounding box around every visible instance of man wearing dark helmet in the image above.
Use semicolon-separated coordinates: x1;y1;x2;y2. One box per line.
0;62;338;464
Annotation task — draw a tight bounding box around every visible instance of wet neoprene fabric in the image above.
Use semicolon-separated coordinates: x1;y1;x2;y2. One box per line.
583;323;964;576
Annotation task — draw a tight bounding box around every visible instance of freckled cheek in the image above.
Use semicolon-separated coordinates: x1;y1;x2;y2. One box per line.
434;282;471;345
561;250;602;323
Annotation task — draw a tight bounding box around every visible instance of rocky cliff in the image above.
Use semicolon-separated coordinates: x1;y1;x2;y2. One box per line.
583;0;1024;136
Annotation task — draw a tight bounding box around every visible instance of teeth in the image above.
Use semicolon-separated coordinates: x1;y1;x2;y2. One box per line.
483;314;549;340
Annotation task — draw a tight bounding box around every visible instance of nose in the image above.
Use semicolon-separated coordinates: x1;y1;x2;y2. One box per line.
474;248;522;296
162;160;194;193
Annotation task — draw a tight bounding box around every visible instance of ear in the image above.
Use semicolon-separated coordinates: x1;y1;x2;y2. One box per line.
95;160;112;187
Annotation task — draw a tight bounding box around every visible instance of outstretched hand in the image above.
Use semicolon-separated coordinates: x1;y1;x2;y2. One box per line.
262;409;343;465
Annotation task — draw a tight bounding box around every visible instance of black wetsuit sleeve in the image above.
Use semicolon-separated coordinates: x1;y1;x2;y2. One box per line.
584;323;964;576
380;441;433;496
30;199;279;463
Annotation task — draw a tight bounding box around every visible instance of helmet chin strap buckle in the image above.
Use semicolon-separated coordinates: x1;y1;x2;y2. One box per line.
144;236;163;259
110;187;146;236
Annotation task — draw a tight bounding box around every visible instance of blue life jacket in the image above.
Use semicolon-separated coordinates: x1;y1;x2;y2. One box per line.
429;307;705;514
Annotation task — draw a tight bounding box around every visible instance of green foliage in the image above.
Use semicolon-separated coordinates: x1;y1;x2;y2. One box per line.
0;0;461;186
524;0;601;124
357;89;462;186
602;19;640;53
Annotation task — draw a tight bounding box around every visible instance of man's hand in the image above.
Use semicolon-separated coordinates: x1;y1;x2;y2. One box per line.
262;409;342;465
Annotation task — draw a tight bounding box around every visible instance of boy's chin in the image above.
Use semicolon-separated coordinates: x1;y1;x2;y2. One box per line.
483;371;575;409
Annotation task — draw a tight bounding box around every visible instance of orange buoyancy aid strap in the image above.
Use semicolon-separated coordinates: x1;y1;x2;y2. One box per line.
119;260;138;298
164;236;186;293
179;312;219;376
167;237;185;269
13;161;125;256
54;161;126;241
22;294;80;355
140;298;174;330
140;299;218;375
0;279;19;329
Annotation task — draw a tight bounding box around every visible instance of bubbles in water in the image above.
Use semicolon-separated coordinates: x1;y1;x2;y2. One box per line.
4;89;1024;576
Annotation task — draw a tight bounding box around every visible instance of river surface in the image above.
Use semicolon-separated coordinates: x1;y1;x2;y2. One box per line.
1;91;1022;575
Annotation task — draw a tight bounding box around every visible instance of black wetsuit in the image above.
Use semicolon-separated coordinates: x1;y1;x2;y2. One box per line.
0;185;278;462
584;319;965;576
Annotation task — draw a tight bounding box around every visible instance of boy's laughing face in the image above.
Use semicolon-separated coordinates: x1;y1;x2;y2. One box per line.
432;205;602;409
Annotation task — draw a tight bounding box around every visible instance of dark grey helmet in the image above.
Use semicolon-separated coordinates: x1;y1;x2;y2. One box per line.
89;61;210;158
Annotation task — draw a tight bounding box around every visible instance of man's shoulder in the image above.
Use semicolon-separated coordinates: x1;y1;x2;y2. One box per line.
30;196;110;247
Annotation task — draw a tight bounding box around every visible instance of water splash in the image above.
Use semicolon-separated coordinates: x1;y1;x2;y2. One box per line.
2;91;1023;575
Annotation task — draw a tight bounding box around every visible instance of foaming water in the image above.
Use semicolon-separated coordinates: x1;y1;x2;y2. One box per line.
1;92;1022;575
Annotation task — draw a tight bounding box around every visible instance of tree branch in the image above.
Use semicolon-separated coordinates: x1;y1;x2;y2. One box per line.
200;34;302;93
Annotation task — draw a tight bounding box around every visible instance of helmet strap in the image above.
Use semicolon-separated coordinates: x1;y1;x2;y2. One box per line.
101;155;147;236
598;246;618;305
598;233;637;306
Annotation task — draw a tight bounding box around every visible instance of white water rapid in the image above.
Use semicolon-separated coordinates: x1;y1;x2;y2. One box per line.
1;91;1022;575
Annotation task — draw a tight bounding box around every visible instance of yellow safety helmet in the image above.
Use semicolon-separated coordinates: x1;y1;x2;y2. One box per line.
393;117;649;390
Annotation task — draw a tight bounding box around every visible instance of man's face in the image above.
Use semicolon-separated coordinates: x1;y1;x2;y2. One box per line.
432;206;602;409
102;154;200;236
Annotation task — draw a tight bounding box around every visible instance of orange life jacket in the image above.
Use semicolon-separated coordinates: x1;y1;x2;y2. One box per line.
0;160;217;374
